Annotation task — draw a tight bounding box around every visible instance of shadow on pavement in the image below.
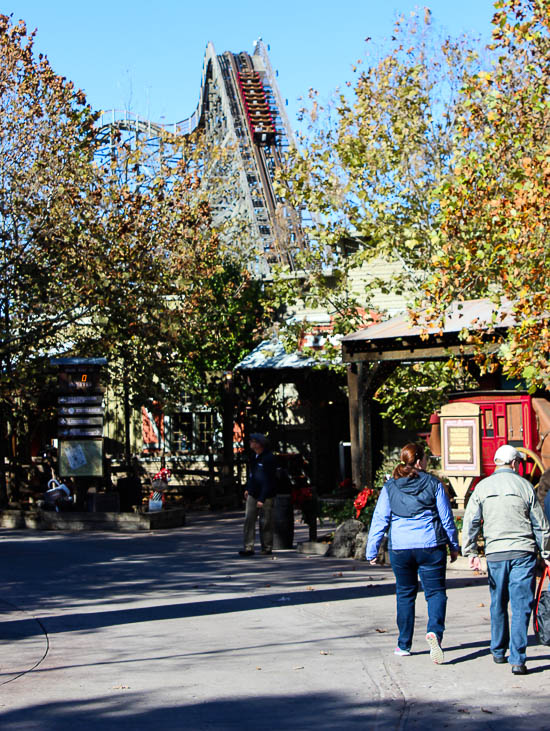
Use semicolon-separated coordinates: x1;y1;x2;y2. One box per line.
1;574;487;640
0;690;545;731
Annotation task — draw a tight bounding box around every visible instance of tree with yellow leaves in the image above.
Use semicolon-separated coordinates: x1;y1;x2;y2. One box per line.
423;0;550;390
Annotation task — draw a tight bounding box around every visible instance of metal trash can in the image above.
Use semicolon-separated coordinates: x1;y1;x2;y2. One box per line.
273;494;294;549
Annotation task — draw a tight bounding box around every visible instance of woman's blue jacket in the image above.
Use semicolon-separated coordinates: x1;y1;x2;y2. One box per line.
365;471;459;561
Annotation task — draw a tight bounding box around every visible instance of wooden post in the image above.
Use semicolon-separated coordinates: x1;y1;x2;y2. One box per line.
448;476;475;510
208;452;216;509
347;363;363;491
361;397;375;489
347;361;398;491
221;374;236;504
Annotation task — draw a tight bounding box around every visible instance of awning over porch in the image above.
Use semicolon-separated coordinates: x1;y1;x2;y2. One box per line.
342;298;516;362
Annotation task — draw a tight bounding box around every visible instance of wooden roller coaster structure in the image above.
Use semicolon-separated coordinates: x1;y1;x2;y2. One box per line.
96;40;306;275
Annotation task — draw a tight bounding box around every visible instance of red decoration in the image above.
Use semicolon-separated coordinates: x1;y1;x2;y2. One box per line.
354;488;373;518
153;467;171;483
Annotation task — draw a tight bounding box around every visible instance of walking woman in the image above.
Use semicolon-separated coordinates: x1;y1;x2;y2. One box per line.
366;443;459;664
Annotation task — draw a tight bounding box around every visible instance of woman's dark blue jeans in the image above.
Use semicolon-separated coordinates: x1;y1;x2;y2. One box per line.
389;545;448;652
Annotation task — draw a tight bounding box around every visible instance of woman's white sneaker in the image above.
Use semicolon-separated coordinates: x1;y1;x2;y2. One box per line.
426;632;445;664
394;647;411;656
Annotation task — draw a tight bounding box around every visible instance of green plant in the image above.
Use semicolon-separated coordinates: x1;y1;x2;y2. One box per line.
319;491;378;530
374;450;400;489
319;499;355;527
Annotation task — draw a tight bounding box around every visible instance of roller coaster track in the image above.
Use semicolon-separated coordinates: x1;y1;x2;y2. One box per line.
96;41;304;273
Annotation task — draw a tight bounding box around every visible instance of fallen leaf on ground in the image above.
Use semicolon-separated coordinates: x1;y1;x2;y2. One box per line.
256;667;262;670
320;651;331;655
333;572;343;577
375;628;388;633
112;685;130;690
458;709;470;714
293;666;304;670
481;708;492;714
306;586;315;591
478;603;485;607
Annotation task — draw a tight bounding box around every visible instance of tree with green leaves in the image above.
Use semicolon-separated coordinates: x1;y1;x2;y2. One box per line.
72;124;269;462
0;15;103;498
273;10;483;426
276;10;481;308
0;14;268;498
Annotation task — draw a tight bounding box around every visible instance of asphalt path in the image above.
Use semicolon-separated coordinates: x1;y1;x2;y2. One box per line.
1;511;549;730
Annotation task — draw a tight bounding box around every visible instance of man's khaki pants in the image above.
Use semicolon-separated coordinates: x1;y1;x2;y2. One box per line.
243;494;274;551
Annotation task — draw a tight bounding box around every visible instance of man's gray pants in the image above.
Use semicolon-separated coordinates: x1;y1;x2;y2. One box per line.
243;494;274;551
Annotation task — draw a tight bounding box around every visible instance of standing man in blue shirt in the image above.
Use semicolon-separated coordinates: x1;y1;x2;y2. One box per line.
462;444;550;675
239;433;277;557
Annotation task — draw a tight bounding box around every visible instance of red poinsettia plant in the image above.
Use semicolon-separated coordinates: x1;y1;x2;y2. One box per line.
292;484;313;508
354;488;374;519
291;481;316;528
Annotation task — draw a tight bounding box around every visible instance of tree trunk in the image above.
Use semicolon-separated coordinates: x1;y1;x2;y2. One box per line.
123;373;131;468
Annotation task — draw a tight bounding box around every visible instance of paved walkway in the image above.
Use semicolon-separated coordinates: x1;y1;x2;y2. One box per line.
0;511;549;730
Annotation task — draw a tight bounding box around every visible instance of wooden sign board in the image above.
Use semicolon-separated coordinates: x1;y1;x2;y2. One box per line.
440;402;482;477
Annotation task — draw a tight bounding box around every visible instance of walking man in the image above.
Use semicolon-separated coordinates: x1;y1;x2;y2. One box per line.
239;433;277;557
462;444;550;674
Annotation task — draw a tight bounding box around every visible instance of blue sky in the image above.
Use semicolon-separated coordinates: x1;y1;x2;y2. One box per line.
8;1;497;129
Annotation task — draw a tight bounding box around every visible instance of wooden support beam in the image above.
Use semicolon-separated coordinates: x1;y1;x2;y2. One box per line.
347;361;398;490
347;362;363;491
343;341;502;363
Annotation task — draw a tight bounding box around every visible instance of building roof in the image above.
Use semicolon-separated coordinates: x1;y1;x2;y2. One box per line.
342;298;516;362
235;339;318;370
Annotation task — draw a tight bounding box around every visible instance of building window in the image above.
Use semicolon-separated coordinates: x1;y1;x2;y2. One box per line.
169;410;218;455
171;413;193;453
196;412;215;454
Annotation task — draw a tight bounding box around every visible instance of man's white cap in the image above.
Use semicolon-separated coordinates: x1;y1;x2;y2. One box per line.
493;444;524;465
